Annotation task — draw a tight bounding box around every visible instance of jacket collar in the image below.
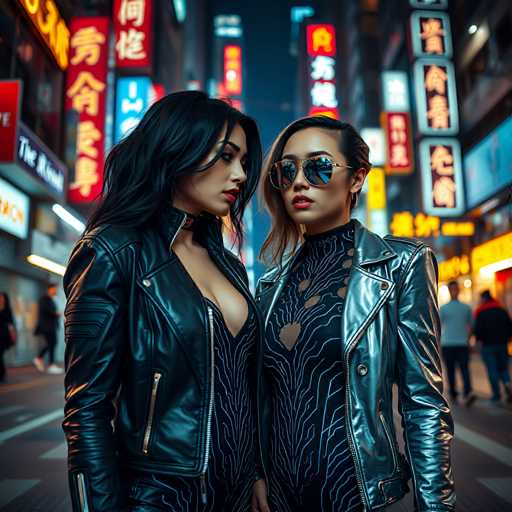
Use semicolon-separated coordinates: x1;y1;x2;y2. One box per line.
352;219;397;267
158;206;225;253
261;219;397;284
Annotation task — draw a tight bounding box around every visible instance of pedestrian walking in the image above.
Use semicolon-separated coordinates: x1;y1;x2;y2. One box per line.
0;292;16;382
33;284;63;374
440;281;476;406
474;290;512;404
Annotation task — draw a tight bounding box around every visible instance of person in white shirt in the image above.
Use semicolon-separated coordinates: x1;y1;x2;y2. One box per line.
440;280;476;406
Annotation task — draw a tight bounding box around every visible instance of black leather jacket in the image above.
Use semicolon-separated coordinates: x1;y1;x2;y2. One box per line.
62;208;263;511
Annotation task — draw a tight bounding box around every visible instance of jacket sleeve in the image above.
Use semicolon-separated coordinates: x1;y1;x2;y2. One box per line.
395;246;456;512
62;236;127;512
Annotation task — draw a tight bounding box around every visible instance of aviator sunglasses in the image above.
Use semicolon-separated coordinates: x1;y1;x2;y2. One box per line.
269;155;352;190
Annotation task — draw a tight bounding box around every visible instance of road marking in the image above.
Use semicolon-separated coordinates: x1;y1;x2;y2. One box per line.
0;479;40;507
0;409;62;444
0;377;56;395
15;413;34;423
478;478;512;505
455;423;512;468
0;405;24;417
40;441;67;459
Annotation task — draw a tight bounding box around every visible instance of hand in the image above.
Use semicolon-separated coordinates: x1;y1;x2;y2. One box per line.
252;478;271;512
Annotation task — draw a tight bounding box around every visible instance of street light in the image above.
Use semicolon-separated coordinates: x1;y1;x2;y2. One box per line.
468;24;478;35
52;204;85;233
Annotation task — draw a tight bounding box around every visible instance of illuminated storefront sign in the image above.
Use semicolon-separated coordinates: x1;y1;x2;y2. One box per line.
115;77;152;143
409;0;448;9
0;177;30;239
224;45;242;95
464;114;512;209
214;14;242;38
17;0;70;70
414;58;459;135
381;112;414;175
361;128;385;166
390;211;474;238
17;123;66;197
410;10;452;58
306;24;339;119
381;71;410;112
439;255;471;283
367;167;386;210
0;81;22;162
419;138;464;216
472;232;512;275
114;0;153;70
66;17;109;204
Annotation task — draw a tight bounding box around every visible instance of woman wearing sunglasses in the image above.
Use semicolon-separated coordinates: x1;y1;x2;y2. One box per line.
252;116;455;512
63;91;263;511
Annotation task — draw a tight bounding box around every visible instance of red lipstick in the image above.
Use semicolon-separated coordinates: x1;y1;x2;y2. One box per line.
292;194;313;210
223;189;239;203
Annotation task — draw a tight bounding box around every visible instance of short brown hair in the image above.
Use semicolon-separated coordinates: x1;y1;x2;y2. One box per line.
259;116;371;266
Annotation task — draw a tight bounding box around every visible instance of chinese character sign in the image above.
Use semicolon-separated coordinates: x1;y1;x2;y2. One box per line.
381;112;414;175
414;59;459;135
224;45;242;96
66;17;109;203
306;24;339;119
18;0;70;70
419;138;465;216
410;11;452;58
114;0;153;69
115;77;152;143
381;71;410;112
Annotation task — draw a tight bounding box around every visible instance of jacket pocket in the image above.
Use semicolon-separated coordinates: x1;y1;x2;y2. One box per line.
142;371;162;454
379;411;398;474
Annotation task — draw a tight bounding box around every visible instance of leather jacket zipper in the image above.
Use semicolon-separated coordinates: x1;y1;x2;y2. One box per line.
345;329;370;510
76;472;90;512
379;410;398;473
200;306;215;505
143;372;162;454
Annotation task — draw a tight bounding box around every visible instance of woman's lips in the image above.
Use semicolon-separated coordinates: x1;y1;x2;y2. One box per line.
223;191;238;203
292;196;313;209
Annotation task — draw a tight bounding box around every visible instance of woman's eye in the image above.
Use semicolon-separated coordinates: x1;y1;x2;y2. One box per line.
222;152;233;163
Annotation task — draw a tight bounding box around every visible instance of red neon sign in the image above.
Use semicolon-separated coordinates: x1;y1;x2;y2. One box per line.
224;45;242;95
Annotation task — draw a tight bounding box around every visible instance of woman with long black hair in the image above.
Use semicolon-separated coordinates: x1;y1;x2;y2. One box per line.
252;116;455;512
63;91;262;511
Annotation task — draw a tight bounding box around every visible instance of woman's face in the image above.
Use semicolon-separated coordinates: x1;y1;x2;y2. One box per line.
278;127;367;234
173;123;248;217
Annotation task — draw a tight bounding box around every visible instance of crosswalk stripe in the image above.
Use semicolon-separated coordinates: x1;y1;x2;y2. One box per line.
0;405;24;417
478;477;512;505
40;441;67;459
0;479;40;507
0;409;62;444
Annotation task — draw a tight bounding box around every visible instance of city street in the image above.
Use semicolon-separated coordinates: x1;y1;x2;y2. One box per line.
0;358;511;511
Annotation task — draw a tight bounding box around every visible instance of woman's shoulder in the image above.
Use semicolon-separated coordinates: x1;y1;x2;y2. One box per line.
80;224;142;255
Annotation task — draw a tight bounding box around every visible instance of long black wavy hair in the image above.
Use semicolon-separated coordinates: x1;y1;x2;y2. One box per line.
87;91;262;249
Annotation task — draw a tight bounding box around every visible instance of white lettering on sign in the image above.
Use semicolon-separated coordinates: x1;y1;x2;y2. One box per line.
18;135;64;193
0;112;11;127
18;136;38;167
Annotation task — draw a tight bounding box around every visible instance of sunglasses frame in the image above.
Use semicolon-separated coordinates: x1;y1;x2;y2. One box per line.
269;156;352;190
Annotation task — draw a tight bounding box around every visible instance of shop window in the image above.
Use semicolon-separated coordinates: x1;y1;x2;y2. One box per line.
13;21;64;157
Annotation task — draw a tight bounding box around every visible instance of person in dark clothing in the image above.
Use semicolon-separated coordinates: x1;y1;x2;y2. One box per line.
33;284;63;374
0;292;16;382
473;290;512;403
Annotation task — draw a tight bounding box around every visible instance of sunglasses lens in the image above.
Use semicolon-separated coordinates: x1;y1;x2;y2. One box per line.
271;160;297;189
304;157;334;185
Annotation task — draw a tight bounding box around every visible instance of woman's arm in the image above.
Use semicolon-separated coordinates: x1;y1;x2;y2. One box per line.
62;236;127;512
396;245;456;512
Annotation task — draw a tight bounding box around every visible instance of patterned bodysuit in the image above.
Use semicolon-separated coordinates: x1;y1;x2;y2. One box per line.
127;298;257;511
264;221;364;512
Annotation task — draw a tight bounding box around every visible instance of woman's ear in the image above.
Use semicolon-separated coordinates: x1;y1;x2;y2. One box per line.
350;167;369;194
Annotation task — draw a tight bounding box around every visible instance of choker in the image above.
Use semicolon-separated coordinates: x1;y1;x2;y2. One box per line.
182;213;199;231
